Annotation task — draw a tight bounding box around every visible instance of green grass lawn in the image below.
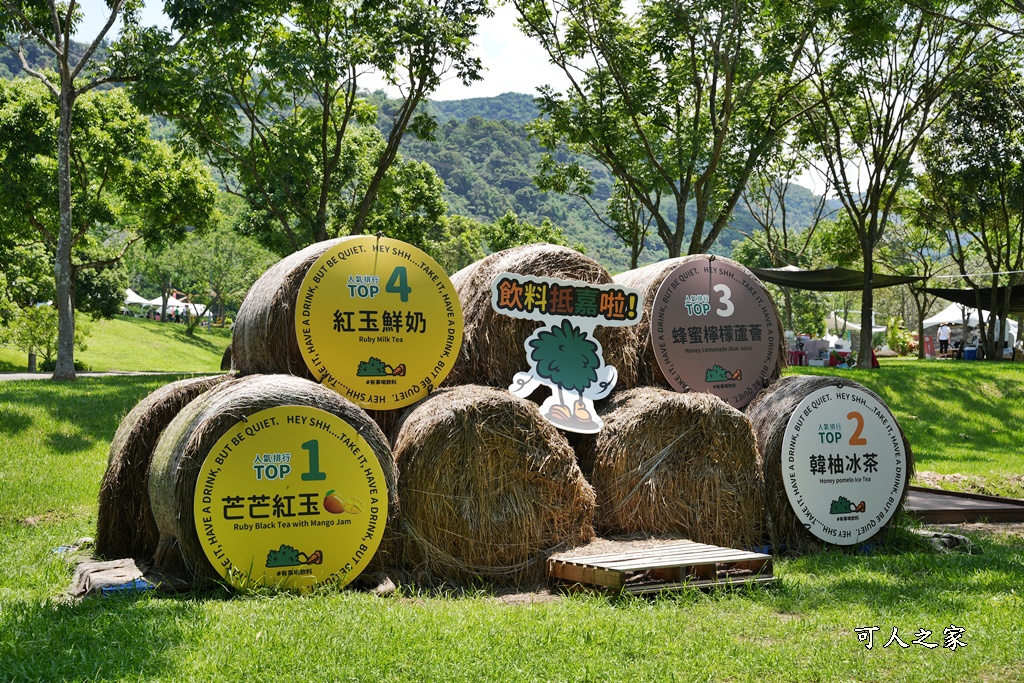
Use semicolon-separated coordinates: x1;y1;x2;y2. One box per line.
0;315;231;373
789;358;1024;498
0;365;1021;681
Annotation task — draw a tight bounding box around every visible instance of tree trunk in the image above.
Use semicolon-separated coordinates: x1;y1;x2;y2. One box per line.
913;291;927;360
783;288;793;331
28;352;37;373
857;250;874;369
52;84;77;381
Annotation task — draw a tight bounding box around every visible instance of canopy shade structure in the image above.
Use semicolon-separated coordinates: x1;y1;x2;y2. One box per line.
827;311;886;334
145;295;214;317
123;288;150;306
922;285;1024;316
749;266;926;292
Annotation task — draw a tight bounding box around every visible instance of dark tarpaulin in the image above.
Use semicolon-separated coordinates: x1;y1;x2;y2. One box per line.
922;285;1024;315
748;266;926;292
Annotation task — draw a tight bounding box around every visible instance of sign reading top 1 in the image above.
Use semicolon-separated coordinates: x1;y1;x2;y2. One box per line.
652;256;780;409
296;236;463;410
194;406;388;590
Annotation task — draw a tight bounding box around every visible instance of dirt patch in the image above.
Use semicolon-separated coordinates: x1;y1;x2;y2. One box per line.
914;471;1024;499
923;522;1024;540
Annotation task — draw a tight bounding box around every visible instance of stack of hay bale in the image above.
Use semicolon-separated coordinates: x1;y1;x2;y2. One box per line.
388;245;768;583
99;239;910;592
96;238;400;587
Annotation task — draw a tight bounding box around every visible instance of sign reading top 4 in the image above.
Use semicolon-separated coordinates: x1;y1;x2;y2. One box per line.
296;236;463;410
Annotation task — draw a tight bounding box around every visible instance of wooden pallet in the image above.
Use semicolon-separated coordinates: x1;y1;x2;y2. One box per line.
547;540;774;595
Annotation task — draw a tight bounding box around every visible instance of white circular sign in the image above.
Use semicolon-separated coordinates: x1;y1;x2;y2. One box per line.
782;384;907;545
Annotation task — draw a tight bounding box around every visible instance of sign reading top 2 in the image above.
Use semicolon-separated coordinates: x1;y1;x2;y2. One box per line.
296;236;463;410
653;257;781;409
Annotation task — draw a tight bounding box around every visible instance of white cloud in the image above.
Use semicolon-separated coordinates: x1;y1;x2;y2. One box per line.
74;1;565;101
430;3;569;101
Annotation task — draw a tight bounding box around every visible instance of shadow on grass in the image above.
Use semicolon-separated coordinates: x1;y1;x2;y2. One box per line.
770;530;1024;615
0;376;190;448
0;359;23;373
0;593;212;681
45;430;95;455
167;325;232;354
0;406;33;434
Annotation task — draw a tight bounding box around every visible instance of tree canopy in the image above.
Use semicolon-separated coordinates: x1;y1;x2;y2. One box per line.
0;79;216;316
513;0;824;259
129;0;489;255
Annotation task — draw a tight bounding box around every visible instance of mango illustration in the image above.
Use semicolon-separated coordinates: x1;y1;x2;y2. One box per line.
323;490;345;514
343;497;364;514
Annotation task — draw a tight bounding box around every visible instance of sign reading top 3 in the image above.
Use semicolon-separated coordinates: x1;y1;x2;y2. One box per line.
193;406;388;590
652;257;780;409
296;236;463;410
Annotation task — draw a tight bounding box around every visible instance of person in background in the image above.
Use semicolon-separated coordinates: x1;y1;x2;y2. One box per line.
937;322;951;358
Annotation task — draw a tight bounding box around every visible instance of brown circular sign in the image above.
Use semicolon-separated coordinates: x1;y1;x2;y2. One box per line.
652;257;780;409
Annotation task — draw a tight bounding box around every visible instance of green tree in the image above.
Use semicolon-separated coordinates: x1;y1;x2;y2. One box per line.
0;79;217;338
424;214;486;275
731;237;828;336
131;0;489;254
917;51;1024;361
482;211;574;253
0;304;89;371
0;0;152;379
738;145;836;331
173;222;277;334
877;205;951;358
514;0;824;258
798;0;991;367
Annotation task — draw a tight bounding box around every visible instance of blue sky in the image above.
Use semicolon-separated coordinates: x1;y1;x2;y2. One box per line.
74;1;565;101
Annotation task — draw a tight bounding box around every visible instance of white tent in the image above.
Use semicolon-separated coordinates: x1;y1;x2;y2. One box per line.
184;302;213;319
924;302;1017;351
148;294;189;311
124;288;150;306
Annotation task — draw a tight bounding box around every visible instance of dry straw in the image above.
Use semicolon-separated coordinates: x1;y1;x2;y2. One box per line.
230;237;401;437
746;375;915;553
147;374;396;582
613;256;786;391
576;387;765;546
392;384;596;585
232;237;355;378
96;374;231;562
444;244;638;389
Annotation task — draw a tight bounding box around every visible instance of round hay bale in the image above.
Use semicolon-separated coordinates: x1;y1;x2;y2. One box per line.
392;384;596;585
746;375;914;553
443;244;638;390
231;237;355;378
613;256;786;392
96;374;232;562
575;387;765;546
147;374;397;583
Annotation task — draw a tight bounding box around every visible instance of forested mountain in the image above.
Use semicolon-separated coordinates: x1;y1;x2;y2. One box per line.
0;39;109;80
426;92;540;125
2;45;828;273
397;93;831;273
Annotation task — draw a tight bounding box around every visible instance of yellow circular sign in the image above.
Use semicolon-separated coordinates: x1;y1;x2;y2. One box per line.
295;236;463;409
193;406;388;590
